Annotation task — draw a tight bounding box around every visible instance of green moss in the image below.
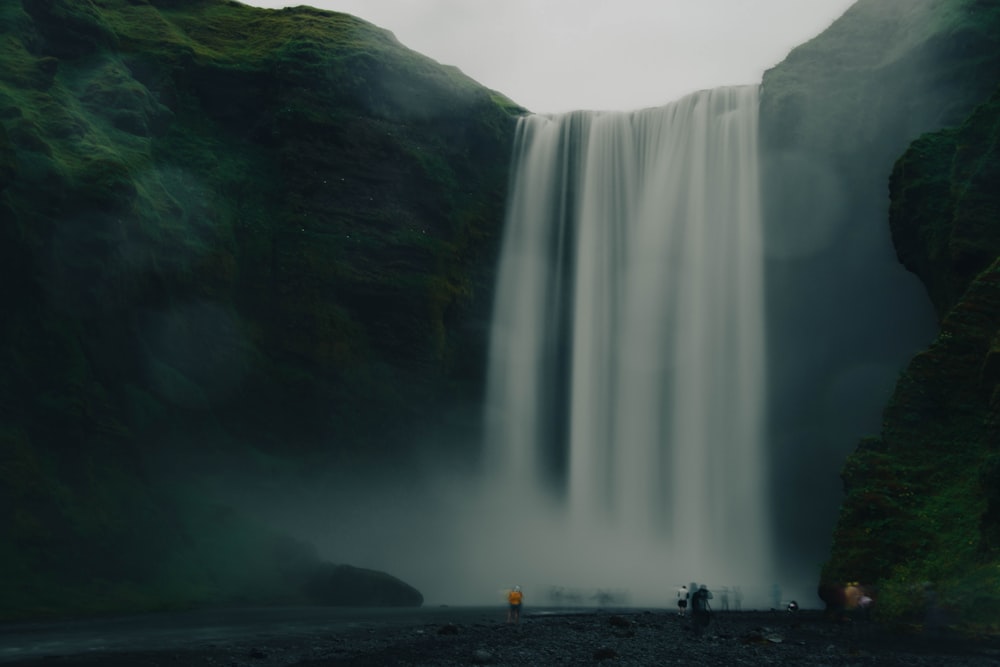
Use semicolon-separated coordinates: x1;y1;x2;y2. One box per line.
21;0;119;57
1;0;517;620
890;89;1000;315
825;87;1000;630
761;0;1000;163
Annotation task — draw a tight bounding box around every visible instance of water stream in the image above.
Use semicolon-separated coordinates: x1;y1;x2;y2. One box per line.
484;86;771;601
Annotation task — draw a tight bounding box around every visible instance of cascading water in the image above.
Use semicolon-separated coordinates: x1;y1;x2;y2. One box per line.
484;85;772;604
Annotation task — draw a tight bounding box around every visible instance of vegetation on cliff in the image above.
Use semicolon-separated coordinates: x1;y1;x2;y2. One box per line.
758;0;1000;596
0;0;519;619
764;0;1000;632
822;87;1000;629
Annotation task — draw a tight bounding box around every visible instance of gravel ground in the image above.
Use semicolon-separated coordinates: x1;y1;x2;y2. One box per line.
10;609;1000;666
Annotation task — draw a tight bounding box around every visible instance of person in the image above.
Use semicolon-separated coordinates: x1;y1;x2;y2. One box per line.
690;584;713;633
844;582;862;611
676;584;689;616
507;585;523;624
857;591;874;623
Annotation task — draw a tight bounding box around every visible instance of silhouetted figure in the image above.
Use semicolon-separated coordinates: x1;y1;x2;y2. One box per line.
690;585;713;634
677;584;689;616
733;585;743;611
719;587;730;611
507;585;523;624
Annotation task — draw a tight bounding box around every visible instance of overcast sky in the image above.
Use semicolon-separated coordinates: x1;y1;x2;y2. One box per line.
241;0;856;113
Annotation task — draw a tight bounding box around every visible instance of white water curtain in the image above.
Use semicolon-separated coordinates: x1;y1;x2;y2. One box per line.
485;86;770;591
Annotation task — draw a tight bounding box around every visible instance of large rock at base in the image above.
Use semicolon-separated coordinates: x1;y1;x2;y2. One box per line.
303;563;423;607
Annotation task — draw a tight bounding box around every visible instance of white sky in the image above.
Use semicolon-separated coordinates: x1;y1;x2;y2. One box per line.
241;0;856;114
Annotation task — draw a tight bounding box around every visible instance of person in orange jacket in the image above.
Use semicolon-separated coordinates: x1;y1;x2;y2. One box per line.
507;585;523;623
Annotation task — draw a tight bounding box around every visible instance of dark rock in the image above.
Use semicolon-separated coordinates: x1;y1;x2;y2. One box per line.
760;0;1000;622
11;610;1000;666
826;87;1000;622
608;615;631;628
742;626;785;644
302;563;423;607
470;648;493;664
593;646;618;660
0;0;516;621
21;0;119;57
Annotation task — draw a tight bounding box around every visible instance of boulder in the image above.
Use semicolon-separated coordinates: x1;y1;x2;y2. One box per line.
302;563;423;607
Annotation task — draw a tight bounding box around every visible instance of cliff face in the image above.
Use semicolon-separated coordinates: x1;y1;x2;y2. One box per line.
0;0;518;619
764;0;1000;624
757;0;1000;590
823;89;1000;624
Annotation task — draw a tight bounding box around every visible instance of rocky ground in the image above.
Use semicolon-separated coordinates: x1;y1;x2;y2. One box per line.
12;609;1000;666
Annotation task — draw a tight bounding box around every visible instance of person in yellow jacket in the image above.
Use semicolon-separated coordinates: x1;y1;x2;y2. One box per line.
507;585;523;623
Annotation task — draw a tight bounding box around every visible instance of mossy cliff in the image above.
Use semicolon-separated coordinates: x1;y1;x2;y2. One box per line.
758;0;1000;597
0;0;519;619
823;88;1000;627
765;0;1000;629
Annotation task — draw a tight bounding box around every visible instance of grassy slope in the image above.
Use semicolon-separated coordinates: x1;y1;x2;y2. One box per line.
0;0;519;619
761;0;999;166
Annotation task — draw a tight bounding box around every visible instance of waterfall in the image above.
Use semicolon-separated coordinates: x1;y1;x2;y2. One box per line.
484;85;771;601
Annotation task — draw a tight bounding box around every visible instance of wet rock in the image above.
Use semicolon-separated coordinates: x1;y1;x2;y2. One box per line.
471;648;494;664
302;563;424;607
593;646;618;660
437;623;459;635
742;626;784;644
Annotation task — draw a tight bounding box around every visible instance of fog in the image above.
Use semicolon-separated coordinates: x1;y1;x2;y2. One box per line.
228;456;810;610
220;90;821;612
241;0;857;114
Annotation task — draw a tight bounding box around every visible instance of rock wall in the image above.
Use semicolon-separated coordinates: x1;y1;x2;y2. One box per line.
758;0;1000;590
0;0;519;619
823;88;1000;624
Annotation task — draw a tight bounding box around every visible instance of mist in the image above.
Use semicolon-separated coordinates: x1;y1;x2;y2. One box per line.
242;0;857;114
219;89;812;612
221;451;803;610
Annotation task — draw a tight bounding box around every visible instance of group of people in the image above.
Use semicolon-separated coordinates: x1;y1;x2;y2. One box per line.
505;581;877;630
510;581;824;633
818;581;874;622
506;583;714;628
676;584;714;632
